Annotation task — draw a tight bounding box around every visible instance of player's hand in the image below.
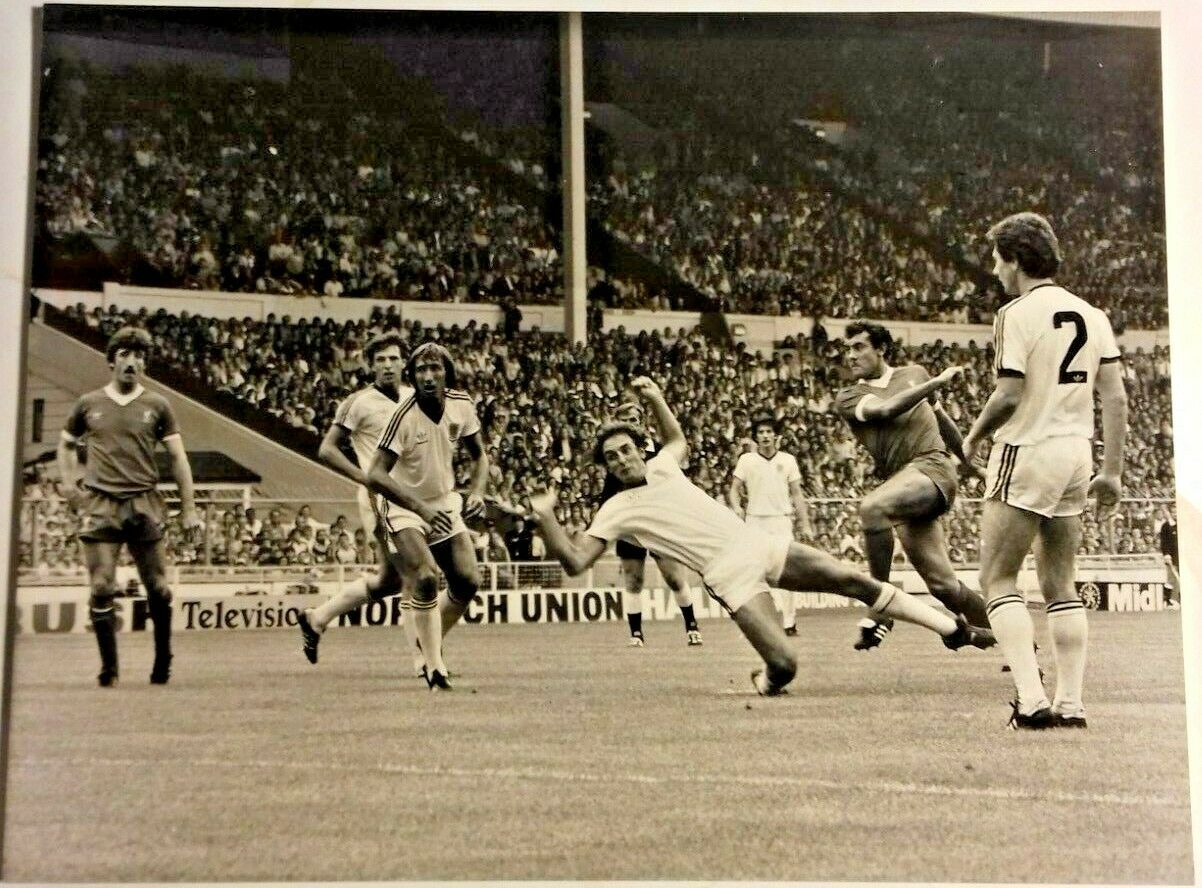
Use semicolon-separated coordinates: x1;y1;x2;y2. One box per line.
462;493;485;521
934;365;964;385
180;509;204;542
629;376;662;401
421;507;454;537
528;488;558;518
1088;473;1122;516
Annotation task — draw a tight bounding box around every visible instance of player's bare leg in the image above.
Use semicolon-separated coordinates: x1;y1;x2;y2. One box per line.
83;542;122;686
300;553;406;665
896;517;990;627
656;554;702;645
735;591;797;695
432;531;479;641
391;528;450;689
620;556;646;646
980;501;1050;723
1035;516;1088;727
777;541;993;649
128;538;175;684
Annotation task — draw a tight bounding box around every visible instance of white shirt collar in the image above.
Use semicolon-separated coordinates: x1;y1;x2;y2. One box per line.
862;365;895;390
103;383;146;406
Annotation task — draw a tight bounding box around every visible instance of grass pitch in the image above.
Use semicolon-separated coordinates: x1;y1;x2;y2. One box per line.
2;609;1193;882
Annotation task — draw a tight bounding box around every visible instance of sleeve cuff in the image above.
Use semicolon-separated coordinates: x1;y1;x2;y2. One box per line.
997;368;1025;378
1099;355;1122;364
60;430;77;443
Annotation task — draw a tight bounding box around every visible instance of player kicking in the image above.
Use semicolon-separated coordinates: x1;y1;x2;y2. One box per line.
298;332;427;676
728;413;813;635
367;342;489;691
57;327;203;686
529;377;995;697
602;400;703;647
963;212;1127;730
835;321;991;651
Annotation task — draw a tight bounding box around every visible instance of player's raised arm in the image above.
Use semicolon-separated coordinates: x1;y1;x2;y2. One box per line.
630;376;687;466
857;366;965;422
528;489;607;576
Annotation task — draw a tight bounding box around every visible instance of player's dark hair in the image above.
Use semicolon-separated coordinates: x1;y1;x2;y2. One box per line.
105;326;154;363
593;421;647;465
404;341;458;388
844;321;893;354
987;212;1061;278
365;331;405;364
751;412;777;434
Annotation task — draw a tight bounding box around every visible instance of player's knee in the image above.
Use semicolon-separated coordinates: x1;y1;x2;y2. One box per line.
88;585;119;621
447;576;478;607
670;583;692;607
858;496;891;529
144;575;172;604
411;569;439;605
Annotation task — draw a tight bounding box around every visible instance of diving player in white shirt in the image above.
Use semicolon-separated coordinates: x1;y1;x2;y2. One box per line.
530;377;995;697
962;212;1127;730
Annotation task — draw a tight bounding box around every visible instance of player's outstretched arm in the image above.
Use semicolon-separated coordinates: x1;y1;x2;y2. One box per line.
1088;360;1128;513
529;489;606;576
932;403;970;465
318;424;367;487
859;366;964;421
630;376;688;466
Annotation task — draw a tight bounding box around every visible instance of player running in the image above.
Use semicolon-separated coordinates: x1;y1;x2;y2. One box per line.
367;342;489;691
834;321;991;651
298;332;427;675
57;327;203;687
963;212;1127;730
529;377;995;698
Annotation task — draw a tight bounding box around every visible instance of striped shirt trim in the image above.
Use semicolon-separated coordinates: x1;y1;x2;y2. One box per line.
378;395;418;449
446;390;472;401
993;289;1037;373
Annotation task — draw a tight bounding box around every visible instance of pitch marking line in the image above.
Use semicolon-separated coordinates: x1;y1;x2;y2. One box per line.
14;756;1185;809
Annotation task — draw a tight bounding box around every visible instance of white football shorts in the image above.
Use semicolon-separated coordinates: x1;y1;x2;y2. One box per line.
377;490;468;546
744;514;795;541
985;436;1092;518
701;532;792;614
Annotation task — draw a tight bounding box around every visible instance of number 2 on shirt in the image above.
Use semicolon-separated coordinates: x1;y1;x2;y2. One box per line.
1054;310;1088;384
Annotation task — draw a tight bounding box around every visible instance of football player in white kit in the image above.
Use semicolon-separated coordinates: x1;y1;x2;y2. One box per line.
368;342;489;691
962;212;1128;730
530;377;995;697
728;413;813;634
298;332;425;674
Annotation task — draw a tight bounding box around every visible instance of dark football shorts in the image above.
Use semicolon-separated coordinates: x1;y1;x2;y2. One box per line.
615;538;648;562
77;487;167;544
906;452;959;519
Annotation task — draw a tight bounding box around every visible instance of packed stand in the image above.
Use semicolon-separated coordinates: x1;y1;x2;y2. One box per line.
589;24;1166;326
36;60;563;303
32;303;1174;573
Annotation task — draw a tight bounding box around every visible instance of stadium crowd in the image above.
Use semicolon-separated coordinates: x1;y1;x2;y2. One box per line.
37;61;563;304
22;304;1174;572
587;25;1166;327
